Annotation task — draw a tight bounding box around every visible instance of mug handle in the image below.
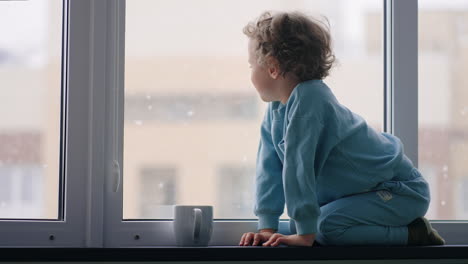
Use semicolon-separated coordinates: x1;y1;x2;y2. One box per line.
193;208;202;242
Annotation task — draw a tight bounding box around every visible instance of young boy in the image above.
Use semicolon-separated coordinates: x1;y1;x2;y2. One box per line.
239;11;445;247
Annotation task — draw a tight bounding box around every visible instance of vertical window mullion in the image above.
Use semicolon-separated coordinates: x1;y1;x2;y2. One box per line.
385;0;418;166
383;0;392;133
86;0;116;248
102;0;126;247
67;0;103;247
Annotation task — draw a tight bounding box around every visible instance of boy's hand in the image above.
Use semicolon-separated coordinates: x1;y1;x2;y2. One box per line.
262;233;316;247
239;229;275;246
239;229;316;247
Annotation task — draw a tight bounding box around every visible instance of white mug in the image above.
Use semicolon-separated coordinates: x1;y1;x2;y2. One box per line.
173;205;213;246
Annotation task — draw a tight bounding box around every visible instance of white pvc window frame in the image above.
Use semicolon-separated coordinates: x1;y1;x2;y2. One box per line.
0;0;467;247
0;0;91;247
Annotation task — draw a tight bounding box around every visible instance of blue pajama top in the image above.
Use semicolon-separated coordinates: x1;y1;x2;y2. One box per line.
255;79;412;235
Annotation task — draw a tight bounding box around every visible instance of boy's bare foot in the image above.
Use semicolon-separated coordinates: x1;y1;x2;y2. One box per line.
407;217;445;246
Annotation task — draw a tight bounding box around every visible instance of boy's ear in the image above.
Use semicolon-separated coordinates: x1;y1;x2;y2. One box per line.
266;57;280;79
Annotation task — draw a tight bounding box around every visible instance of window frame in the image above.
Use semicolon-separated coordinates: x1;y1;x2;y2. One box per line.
0;0;91;247
0;0;467;247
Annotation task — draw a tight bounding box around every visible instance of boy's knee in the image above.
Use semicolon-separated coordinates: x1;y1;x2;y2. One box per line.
317;224;347;245
317;214;347;242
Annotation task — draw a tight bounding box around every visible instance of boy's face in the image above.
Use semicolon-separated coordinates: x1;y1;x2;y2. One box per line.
248;39;279;102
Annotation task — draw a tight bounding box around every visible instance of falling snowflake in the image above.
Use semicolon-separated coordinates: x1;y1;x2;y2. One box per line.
134;120;143;126
460;106;468;116
442;165;448;172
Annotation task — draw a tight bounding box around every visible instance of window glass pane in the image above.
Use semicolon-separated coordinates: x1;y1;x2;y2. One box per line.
0;0;63;219
418;0;468;220
124;0;383;219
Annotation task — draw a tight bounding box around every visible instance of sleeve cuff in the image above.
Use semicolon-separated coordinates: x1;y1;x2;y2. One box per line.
257;214;280;232
294;217;318;235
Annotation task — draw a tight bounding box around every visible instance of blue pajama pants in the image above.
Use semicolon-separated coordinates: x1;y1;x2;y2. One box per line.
290;156;431;246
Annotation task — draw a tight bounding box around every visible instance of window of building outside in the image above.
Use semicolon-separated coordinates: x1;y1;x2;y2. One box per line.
418;0;468;220
216;166;255;218
124;0;383;220
0;0;62;219
139;167;177;218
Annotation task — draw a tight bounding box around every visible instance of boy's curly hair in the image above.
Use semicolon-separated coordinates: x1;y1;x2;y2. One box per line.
243;11;335;81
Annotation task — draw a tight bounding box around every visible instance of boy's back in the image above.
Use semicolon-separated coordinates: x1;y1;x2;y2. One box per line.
267;79;415;206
